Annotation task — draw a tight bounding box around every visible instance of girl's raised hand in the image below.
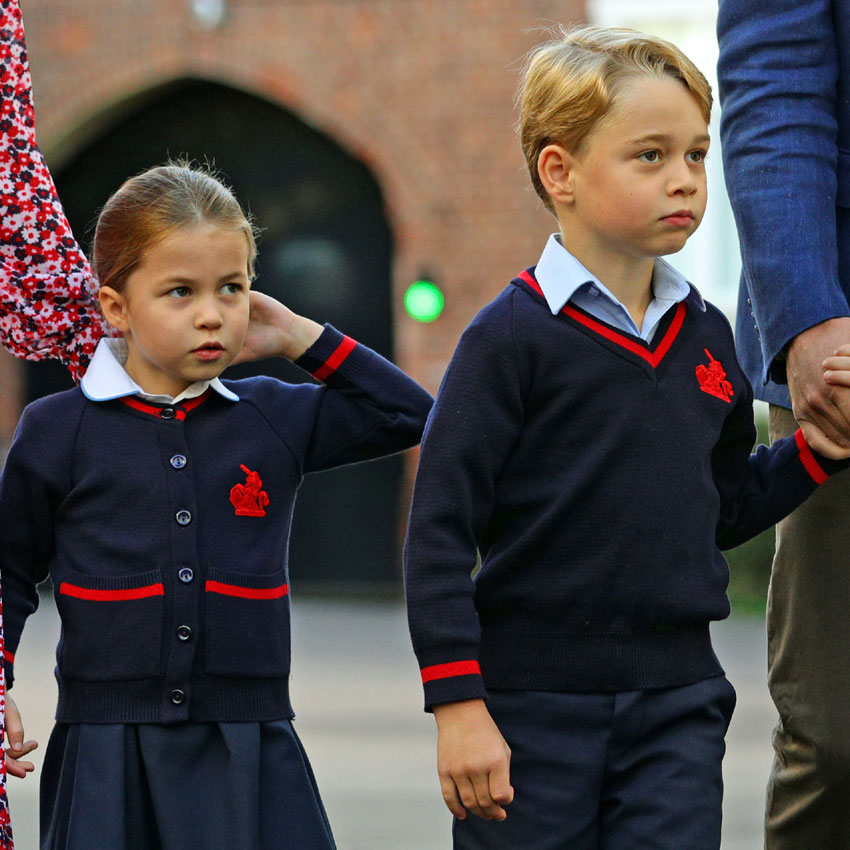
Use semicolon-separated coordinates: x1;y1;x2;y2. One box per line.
4;695;37;779
232;290;323;365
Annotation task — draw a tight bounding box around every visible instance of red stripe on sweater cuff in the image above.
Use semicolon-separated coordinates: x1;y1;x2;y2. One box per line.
4;650;14;665
59;582;165;601
205;580;289;599
421;660;481;684
795;428;829;485
312;336;357;381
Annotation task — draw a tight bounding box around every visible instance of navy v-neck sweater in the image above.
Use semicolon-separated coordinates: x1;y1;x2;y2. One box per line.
405;270;846;709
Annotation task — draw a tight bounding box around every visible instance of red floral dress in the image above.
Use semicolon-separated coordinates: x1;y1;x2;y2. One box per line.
0;0;104;844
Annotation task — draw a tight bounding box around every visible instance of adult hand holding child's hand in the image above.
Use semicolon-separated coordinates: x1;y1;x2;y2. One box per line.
788;317;850;459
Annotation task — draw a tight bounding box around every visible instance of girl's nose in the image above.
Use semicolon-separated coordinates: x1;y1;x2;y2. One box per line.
195;297;224;329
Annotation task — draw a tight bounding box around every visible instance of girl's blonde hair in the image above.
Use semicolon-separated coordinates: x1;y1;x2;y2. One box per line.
518;25;713;212
92;160;259;292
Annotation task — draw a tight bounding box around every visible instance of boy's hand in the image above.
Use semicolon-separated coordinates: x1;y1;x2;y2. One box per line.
433;698;513;821
232;291;323;364
4;695;37;779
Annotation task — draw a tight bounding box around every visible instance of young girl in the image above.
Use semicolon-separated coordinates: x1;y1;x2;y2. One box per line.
0;156;431;848
0;10;432;850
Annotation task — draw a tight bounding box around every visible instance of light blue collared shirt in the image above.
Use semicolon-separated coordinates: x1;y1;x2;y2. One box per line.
80;337;240;403
533;234;704;343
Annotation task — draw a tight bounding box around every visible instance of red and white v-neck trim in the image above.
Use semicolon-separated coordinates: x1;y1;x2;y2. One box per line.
517;269;686;369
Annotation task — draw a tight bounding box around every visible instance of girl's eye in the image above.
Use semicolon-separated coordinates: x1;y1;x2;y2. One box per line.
221;283;243;295
169;286;191;298
638;150;660;163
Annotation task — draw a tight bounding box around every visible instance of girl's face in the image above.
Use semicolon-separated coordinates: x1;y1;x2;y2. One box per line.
99;222;251;397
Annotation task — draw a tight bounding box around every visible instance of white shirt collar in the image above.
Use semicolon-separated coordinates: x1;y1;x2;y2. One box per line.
533;233;705;316
80;338;240;403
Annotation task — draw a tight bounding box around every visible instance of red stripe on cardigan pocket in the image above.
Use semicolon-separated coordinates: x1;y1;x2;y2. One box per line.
59;582;165;601
205;580;289;599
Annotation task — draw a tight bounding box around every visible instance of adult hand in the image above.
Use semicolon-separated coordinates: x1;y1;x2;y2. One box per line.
4;694;37;779
433;698;513;821
787;317;850;459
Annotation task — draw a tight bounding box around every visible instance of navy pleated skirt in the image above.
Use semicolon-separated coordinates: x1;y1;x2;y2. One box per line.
39;720;337;850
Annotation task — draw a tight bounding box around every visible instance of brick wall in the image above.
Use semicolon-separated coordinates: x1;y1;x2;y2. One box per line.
20;0;584;388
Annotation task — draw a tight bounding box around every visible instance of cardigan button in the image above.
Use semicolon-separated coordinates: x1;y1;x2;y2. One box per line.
176;625;192;641
170;454;187;469
170;689;185;705
160;407;176;420
178;567;194;583
175;510;192;526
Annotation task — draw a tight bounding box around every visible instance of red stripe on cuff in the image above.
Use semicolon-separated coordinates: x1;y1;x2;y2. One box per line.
59;582;165;601
795;428;829;485
421;660;481;684
4;650;14;665
205;580;289;599
312;336;357;381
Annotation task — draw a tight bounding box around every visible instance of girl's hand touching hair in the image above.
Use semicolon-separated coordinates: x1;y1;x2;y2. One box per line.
4;695;37;779
232;290;323;365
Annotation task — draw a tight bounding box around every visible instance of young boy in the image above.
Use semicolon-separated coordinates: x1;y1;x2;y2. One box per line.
404;26;850;850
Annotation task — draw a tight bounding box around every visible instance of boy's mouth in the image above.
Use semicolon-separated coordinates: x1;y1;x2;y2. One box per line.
661;210;694;226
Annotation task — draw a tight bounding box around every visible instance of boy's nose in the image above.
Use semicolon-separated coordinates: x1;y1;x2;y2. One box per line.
668;163;698;195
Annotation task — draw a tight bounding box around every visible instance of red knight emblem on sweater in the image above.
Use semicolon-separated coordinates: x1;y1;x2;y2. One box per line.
229;465;269;517
696;348;734;403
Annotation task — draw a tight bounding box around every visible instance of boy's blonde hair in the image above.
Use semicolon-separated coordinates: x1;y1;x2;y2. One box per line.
518;25;713;212
93;159;259;293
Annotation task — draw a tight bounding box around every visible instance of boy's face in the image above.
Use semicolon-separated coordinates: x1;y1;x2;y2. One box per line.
553;75;709;270
99;222;251;397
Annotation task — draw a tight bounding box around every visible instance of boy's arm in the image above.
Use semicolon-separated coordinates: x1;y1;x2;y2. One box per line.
234;291;433;472
713;368;849;551
404;293;524;819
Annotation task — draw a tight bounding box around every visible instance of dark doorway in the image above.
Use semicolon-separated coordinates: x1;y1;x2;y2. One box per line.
31;79;400;592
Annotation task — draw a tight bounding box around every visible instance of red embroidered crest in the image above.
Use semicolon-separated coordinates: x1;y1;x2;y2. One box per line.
229;465;269;517
696;348;734;403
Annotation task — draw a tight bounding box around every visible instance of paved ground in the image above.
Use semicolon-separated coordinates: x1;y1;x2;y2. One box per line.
6;596;774;849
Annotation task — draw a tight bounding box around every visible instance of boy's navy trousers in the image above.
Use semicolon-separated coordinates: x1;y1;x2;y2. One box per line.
453;676;736;850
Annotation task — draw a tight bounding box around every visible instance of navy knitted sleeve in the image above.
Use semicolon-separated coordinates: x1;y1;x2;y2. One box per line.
0;392;78;686
288;324;432;473
404;291;525;710
712;344;849;550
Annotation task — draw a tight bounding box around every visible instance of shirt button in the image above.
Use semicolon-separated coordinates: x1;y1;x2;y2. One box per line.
178;567;194;583
170;454;187;469
176;625;193;641
170;689;185;705
160;407;176;420
175;510;192;526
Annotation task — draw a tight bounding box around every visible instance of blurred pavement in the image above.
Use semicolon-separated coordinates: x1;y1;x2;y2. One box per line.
6;596;774;849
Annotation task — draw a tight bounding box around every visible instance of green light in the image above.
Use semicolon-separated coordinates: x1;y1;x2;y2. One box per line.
405;280;444;322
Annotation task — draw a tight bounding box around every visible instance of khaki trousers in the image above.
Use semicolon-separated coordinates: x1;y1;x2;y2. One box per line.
766;405;850;849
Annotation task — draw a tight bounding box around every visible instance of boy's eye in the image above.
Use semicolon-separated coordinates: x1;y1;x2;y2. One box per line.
638;150;660;163
687;149;707;164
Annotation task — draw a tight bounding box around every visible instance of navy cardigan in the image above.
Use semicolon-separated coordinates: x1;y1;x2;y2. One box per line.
0;325;432;723
405;271;847;710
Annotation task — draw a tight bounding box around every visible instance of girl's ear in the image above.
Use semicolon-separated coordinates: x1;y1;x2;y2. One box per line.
99;286;130;333
538;144;576;206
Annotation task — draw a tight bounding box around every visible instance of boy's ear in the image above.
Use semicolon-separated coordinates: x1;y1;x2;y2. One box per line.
98;285;130;333
537;144;576;206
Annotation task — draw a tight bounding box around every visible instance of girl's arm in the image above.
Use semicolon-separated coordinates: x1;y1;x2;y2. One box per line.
234;290;433;473
0;0;104;381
